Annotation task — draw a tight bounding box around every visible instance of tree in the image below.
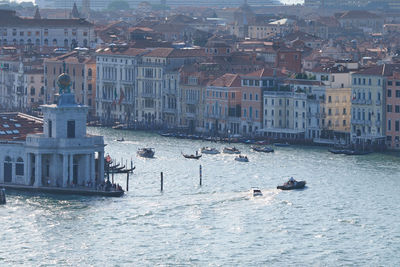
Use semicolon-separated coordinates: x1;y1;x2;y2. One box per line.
107;0;130;11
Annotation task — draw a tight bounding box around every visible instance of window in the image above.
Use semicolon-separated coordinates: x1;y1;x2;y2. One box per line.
48;120;52;137
67;120;75;138
396;121;400;132
388;120;392;131
396;105;400;113
388;89;392;97
396;90;400;98
387;105;393;113
16;157;24;176
388;81;393;86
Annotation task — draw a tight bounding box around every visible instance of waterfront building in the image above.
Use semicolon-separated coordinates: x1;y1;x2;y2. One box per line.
385;70;400;150
179;64;216;133
45;50;97;118
205;73;241;134
262;89;307;140
96;46;203;127
286;78;326;140
325;87;352;143
95;47;146;125
0;71;104;189
306;63;355;142
350;65;388;146
0;9;95;49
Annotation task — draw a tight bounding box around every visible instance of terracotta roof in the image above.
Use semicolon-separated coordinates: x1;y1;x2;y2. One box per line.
243;68;285;78
144;48;206;58
0;113;43;141
208;73;241;87
338;10;381;20
354;64;400;76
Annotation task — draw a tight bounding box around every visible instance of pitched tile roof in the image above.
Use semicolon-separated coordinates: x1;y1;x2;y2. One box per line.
208;73;241;87
0;113;43;141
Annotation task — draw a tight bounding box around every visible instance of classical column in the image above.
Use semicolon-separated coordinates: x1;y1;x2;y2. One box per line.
69;154;74;186
34;153;42;187
26;153;31;186
51;154;57;185
84;154;89;186
62;153;68;187
99;151;104;185
91;153;95;185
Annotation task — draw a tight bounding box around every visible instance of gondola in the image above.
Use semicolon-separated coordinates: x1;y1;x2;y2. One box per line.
182;152;202;159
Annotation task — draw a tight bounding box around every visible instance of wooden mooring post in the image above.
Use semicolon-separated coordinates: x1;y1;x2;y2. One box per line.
199;165;202;186
126;172;129;192
160;172;164;192
0;188;6;205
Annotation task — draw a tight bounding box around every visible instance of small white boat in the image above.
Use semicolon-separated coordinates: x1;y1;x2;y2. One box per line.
235;154;249;162
223;146;241;154
251;187;263;197
201;147;220;154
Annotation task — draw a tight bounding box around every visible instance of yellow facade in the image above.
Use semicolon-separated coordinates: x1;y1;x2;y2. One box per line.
325;87;351;133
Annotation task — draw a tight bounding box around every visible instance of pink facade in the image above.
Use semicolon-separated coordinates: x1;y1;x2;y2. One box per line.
240;86;263;134
386;71;400;149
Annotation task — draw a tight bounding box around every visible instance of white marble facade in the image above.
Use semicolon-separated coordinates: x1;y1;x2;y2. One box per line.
0;93;105;188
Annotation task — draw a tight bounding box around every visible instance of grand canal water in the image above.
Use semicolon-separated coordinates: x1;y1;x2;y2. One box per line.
1;127;400;266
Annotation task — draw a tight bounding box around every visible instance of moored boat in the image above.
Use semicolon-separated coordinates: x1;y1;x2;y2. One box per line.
277;178;306;190
274;142;290;147
137;147;155;158
235;154;249;162
201;147;220;154
223;146;241;154
252;145;274;153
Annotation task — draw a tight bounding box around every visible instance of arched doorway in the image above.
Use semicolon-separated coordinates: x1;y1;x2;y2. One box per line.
4;156;12;183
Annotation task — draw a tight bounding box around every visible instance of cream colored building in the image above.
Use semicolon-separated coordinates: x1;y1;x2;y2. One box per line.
262;90;307;139
351;67;386;144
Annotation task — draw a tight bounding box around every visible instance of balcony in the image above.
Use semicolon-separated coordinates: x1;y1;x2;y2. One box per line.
186;98;199;105
375;100;381;106
352;119;364;125
163;108;176;114
142;92;156;98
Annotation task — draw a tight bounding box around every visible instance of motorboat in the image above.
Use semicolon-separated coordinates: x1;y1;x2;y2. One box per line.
277;178;306;190
252;145;274;153
251;187;263;197
115;137;125;142
137;148;155;158
223;147;241;154
201;147;220;154
182;152;202;159
235;154;249;162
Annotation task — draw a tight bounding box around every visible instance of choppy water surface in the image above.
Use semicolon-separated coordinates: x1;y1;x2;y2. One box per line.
1;127;400;266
